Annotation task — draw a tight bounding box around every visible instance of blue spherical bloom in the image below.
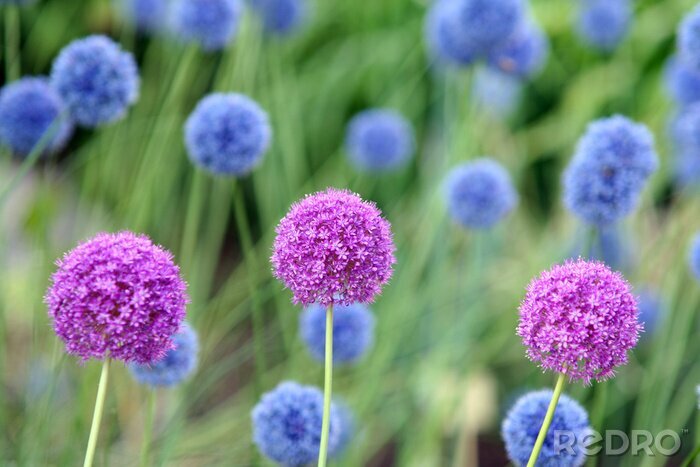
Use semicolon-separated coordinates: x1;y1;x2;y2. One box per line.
129;322;199;387
185;93;271;176
488;21;549;79
171;0;242;51
50;35;139;128
426;0;479;66
563;115;658;226
249;0;307;35
345;109;415;173
0;77;74;157
636;288;662;337
689;233;700;280
118;0;167;32
576;0;631;52
252;381;342;466
679;5;700;73
664;56;700;107
472;67;523;119
300;303;375;365
444;158;518;229
670;104;700;150
502;390;591;467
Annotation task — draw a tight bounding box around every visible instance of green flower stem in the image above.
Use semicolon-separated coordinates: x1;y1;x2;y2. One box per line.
5;5;20;82
318;304;334;467
527;373;566;467
140;389;156;467
83;359;111;467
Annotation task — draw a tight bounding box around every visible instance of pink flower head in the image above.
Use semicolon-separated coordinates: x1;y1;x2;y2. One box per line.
45;231;188;364
272;188;396;306
517;259;641;384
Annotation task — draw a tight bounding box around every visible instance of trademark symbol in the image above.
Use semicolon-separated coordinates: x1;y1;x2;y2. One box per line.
681;428;689;435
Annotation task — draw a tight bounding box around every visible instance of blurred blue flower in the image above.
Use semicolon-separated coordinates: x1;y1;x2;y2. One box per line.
576;0;631;52
670;103;700;150
249;0;307;35
300;303;375;365
563;115;658;226
679;4;700;73
118;0;167;32
50;35;139;128
334;401;355;457
488;20;549;79
185;93;271;176
664;56;700;108
345;109;415;173
252;381;342;466
472;67;523;119
0;77;73;157
426;0;479;66
129;322;199;387
689;233;700;280
444;158;518;229
636;288;663;338
502;390;591;467
171;0;242;51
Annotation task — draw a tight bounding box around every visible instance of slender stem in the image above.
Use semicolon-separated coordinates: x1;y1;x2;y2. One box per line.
140;389;156;467
83;359;111;467
5;5;20;82
180;169;207;280
681;443;700;467
318;305;334;467
527;373;566;467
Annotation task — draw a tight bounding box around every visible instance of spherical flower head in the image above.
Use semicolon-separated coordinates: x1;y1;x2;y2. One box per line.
664;56;700;107
118;0;168;32
345;109;415;173
171;0;242;51
50;35;139;128
425;0;479;66
636;288;663;338
252;381;342;466
576;0;631;52
444;158;518;229
472;66;523;119
518;259;641;384
129;322;199;387
689;233;700;280
563;115;658;226
249;0;307;35
272;188;396;307
185;93;271;176
502;389;591;467
679;4;700;73
0;77;74;157
300;303;375;365
487;20;549;79
670;103;700;151
45;231;189;364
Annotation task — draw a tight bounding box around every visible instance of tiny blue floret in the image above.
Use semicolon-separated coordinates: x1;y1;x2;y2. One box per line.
171;0;242;51
184;93;271;176
576;0;631;52
345;109;415;172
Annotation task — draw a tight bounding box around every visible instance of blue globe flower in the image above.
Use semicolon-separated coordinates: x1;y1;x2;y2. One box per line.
300;303;375;365
248;0;307;35
576;0;631;52
50;35;139;128
689;233;700;280
184;93;271;176
128;322;199;387
425;0;479;66
679;4;700;73
0;77;74;157
636;288;662;338
118;0;167;32
171;0;242;51
488;21;549;79
563;115;658;226
252;381;342;466
472;67;523;119
502;390;591;467
444;158;518;229
345;109;415;173
670;104;700;151
664;56;700;108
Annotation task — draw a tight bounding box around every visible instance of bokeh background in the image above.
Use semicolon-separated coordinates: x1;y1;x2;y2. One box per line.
1;0;699;465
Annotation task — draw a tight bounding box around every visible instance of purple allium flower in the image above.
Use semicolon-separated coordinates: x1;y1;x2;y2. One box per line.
517;259;641;384
118;0;168;32
170;0;242;51
472;67;523;119
184;93;271;176
576;0;631;53
0;77;74;157
50;35;139;128
487;20;549;79
129;322;199;387
45;232;188;364
272;188;396;307
563;115;658;226
664;56;700;107
300;303;375;365
252;381;342;466
345;109;415;173
689;233;700;280
248;0;307;35
636;288;663;338
502;390;591;467
679;4;700;73
444;158;518;229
